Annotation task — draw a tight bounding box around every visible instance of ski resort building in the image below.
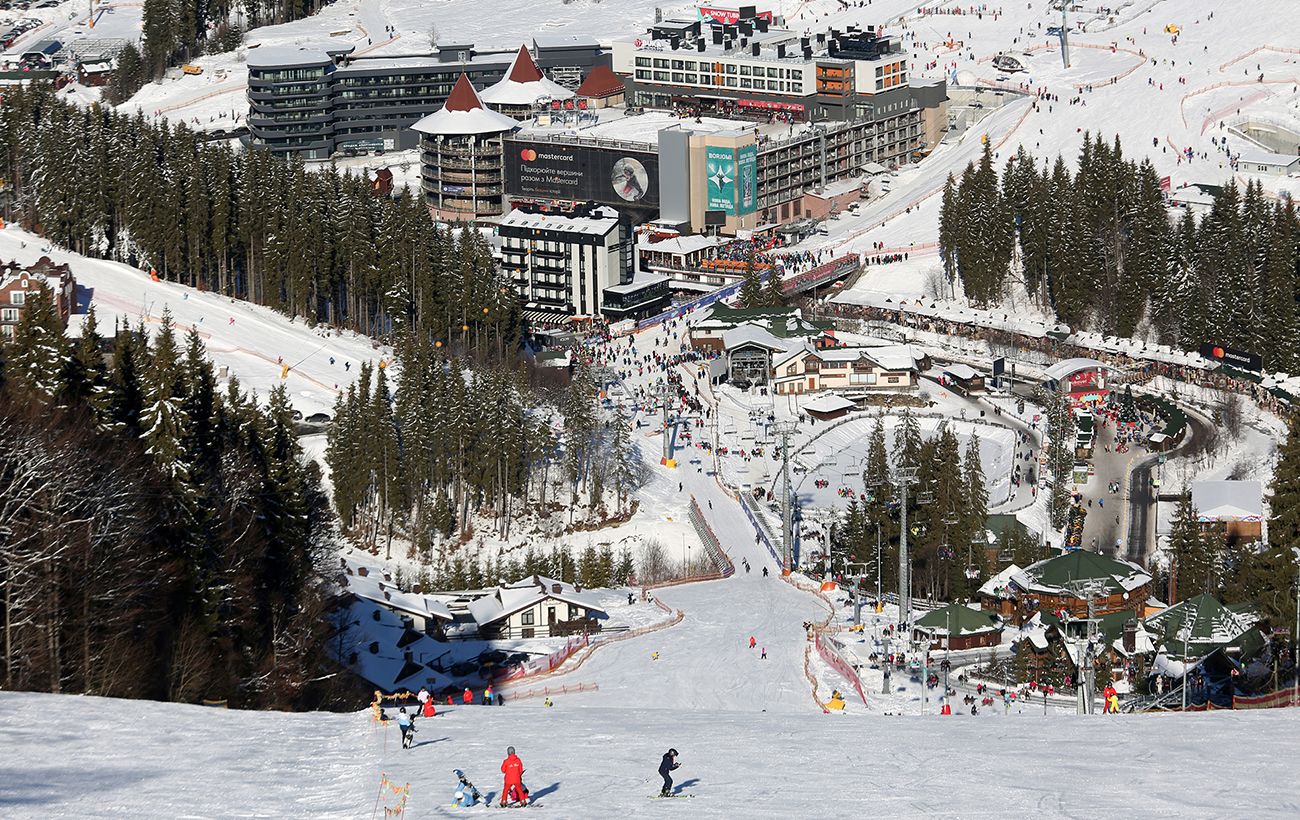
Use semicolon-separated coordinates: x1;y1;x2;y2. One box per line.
480;46;576;119
997;551;1154;627
412;74;521;221
245;39;602;158
497;203;670;324
913;603;1003;651
771;342;923;395
0;257;77;339
1190;480;1264;545
467;575;607;640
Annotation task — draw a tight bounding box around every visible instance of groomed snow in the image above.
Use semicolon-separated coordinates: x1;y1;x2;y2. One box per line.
2;689;1298;817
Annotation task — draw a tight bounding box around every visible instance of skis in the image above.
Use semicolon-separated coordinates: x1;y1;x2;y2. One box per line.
651;794;693;799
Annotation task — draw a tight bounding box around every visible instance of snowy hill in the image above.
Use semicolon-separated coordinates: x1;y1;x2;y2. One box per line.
0;225;388;418
2;689;1298;817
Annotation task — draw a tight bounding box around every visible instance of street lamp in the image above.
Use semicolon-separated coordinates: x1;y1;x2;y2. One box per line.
1292;547;1300;709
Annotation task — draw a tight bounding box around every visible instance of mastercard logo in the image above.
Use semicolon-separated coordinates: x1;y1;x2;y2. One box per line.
520;148;537;161
1212;346;1225;359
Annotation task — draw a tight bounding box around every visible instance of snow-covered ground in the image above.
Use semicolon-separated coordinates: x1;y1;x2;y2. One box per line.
0;225;387;418
3;689;1299;817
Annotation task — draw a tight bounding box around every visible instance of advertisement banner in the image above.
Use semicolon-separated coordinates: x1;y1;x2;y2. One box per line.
706;146;737;215
505;140;659;207
737;98;806;112
737;143;757;215
697;6;774;24
1068;370;1097;388
1198;342;1262;373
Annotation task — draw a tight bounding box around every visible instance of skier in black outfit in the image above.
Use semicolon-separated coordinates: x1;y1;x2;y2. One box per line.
659;749;680;797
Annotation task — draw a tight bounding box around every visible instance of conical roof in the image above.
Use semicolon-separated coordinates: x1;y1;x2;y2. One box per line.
576;64;625;99
480;45;574;107
411;73;520;136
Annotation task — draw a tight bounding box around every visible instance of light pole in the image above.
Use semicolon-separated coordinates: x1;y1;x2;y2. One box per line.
875;521;883;610
1292;548;1300;708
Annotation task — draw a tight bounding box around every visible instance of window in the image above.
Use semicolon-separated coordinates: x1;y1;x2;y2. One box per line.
725;64;737;74
725;77;738;87
671;72;684;83
767;67;779;77
10;291;23;305
671;59;684;70
653;58;669;68
740;78;752;88
0;308;16;321
635;69;650;80
752;79;764;90
568;605;579;620
739;65;750;76
653;71;670;81
521;610;535;626
635;57;651;67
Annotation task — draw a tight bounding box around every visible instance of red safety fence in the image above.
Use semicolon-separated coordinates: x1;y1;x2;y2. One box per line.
492;634;589;683
815;632;868;706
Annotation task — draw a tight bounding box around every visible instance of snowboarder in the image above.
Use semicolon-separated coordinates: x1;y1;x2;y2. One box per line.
453;769;482;807
500;746;529;807
396;708;415;749
658;749;680;797
760;647;767;659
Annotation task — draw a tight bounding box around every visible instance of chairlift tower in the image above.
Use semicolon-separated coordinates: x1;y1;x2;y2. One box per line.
1056;0;1071;69
657;381;674;465
894;466;925;628
1065;579;1108;714
773;420;800;574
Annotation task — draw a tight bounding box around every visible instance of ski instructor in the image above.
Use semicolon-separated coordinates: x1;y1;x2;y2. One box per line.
500;746;529;807
658;748;680;797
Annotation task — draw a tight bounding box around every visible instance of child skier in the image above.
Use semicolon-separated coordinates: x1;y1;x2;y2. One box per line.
396;708;415;749
453;769;482;807
658;748;680;797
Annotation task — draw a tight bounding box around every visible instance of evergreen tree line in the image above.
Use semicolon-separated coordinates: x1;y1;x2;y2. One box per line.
832;411;989;603
940;135;1300;371
0;294;341;708
391;544;638;595
326;354;649;572
0;85;518;352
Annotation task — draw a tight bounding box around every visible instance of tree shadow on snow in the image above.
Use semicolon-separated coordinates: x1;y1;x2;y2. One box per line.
674;778;700;794
531;782;561;799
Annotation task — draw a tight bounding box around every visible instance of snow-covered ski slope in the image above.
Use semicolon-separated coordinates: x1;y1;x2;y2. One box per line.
0;226;388;418
2;689;1299;818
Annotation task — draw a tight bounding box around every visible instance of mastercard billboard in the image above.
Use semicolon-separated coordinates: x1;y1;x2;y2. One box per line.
504;137;660;209
1198;342;1262;373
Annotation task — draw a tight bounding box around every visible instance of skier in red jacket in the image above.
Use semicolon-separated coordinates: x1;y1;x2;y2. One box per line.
463;687;473;705
500;746;529;807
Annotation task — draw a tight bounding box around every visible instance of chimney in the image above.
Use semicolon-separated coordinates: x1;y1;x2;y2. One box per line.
383;571;392;582
371;610;381;621
368;641;380;654
384;590;392;601
697;39;706;52
713;28;723;45
552;583;563;594
752;42;761;57
357;566;369;577
403;650;412;663
756;18;769;33
777;43;786;58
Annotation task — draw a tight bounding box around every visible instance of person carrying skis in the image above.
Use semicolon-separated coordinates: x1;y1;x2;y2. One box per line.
453;769;482;807
500;746;529;807
396;708;415;749
658;749;680;797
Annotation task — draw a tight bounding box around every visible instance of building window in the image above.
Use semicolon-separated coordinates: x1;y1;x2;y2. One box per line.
671;72;684;83
568;605;580;619
636;69;650;80
739;65;750;76
671;59;684;70
635;57;651;67
0;308;16;321
521;610;535;626
10;291;23;306
767;67;779;77
653;58;669;68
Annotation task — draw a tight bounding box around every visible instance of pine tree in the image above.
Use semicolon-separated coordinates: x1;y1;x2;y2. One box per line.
738;250;764;308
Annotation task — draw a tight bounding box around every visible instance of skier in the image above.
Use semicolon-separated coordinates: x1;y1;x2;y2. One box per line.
500;746;529;807
762;567;769;577
484;684;495;706
453;769;482;807
760;647;767;659
396;708;415;749
422;698;437;718
658;749;680;797
463;687;473;705
749;636;756;649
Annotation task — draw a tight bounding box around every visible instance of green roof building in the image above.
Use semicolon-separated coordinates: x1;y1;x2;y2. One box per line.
913;603;1003;651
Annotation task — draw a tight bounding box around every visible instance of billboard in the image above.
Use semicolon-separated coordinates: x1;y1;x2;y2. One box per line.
1199;342;1262;373
737;143;757;215
697;5;774;24
505;140;659;208
705;146;737;215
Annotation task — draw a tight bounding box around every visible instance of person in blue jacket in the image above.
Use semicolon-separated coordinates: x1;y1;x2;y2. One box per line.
396;708;415;749
453;769;482;807
658;749;680;797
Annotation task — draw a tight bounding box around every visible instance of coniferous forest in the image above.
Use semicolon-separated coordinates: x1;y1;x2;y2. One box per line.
0;294;340;708
940;134;1300;371
0;85;518;347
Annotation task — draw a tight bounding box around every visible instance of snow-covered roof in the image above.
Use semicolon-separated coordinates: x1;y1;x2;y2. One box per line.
1041;357;1107;383
978;564;1021;599
943;363;979;381
1143;594;1261;657
638;233;721;256
480;45;574;107
467;575;606;626
501;206;619;236
723;324;792;353
1011;551;1152;598
802;394;855;415
831;290;1056;339
1191;480;1263;522
411;73;521;136
340;560;453;622
1234;146;1300;169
